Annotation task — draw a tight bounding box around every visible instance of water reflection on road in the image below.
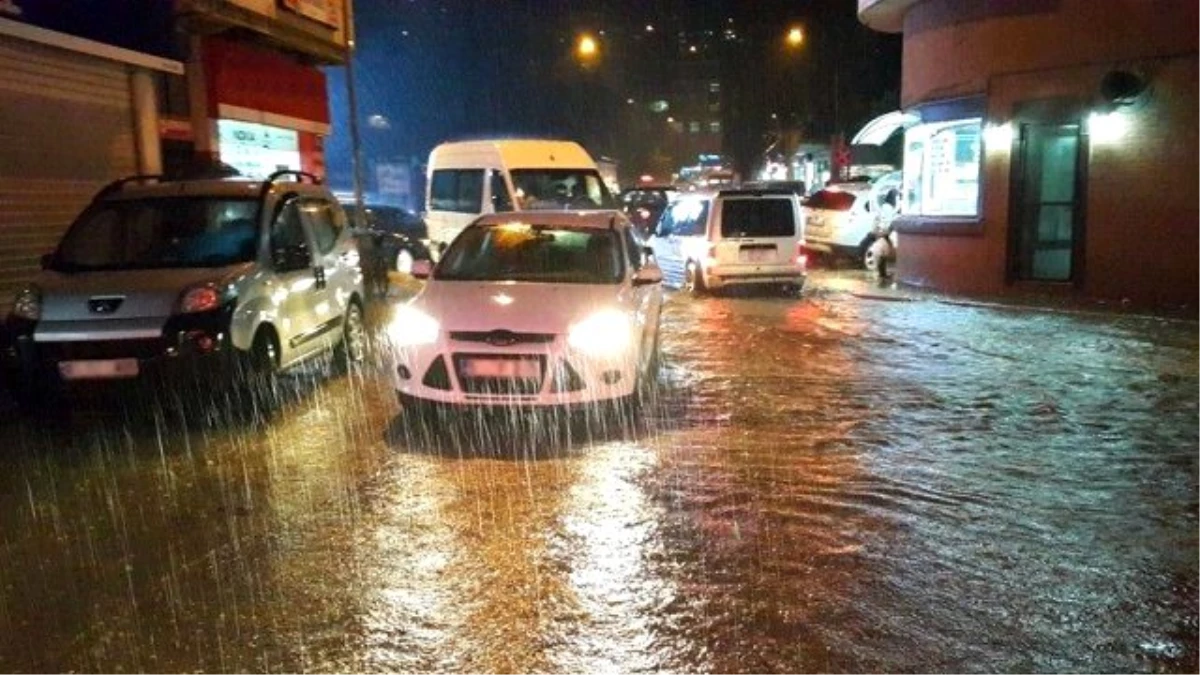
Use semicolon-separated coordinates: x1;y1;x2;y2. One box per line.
0;275;1195;673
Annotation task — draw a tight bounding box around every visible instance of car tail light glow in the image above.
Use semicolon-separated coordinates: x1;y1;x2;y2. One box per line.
179;285;221;314
796;241;808;267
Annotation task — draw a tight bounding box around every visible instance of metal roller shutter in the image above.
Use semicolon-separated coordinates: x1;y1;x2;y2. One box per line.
0;33;137;311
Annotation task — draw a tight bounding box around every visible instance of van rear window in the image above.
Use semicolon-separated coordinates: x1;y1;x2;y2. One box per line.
720;199;795;238
430;169;484;213
804;189;858;211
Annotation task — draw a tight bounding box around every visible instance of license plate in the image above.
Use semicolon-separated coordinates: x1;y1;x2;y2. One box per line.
739;247;775;263
462;358;540;378
58;359;140;380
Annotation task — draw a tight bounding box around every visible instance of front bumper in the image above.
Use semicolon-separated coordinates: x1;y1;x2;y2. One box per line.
1;307;239;390
388;334;642;408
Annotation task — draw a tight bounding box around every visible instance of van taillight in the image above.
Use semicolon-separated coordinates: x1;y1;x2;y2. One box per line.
796;241;808;267
706;244;718;262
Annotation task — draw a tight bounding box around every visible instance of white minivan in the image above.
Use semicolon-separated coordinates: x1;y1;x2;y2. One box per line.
648;189;806;296
423;139;616;254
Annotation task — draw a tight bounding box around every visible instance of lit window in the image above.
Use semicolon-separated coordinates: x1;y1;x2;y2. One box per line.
902;118;982;217
689;121;700;134
709;121;721;134
709;82;720;93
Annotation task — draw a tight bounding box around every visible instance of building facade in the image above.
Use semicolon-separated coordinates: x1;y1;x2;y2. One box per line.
858;0;1198;310
0;0;350;310
0;1;182;309
175;0;350;179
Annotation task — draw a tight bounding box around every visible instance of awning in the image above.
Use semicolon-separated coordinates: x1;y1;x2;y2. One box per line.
851;110;919;145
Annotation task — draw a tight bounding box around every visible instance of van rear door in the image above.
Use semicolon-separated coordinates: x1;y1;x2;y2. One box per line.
711;196;799;267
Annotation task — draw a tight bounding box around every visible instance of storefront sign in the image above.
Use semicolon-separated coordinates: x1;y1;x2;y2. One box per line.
218;119;301;179
278;0;338;28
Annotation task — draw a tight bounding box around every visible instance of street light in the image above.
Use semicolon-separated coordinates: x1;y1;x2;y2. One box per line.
785;26;804;48
576;33;598;60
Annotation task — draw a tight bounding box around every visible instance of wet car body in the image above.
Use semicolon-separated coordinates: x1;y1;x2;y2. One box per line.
387;211;664;410
341;202;431;271
2;172;366;404
619;185;677;238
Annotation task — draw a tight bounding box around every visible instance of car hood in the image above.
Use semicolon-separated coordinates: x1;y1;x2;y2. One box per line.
412;281;629;334
33;264;251;322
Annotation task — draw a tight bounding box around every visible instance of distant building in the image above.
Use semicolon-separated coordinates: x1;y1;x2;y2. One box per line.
857;0;1198;310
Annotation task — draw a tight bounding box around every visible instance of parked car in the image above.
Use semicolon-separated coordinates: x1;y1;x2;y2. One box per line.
387;211;664;411
618;185;677;238
647;188;806;296
340;201;431;296
801;170;902;270
1;170;366;408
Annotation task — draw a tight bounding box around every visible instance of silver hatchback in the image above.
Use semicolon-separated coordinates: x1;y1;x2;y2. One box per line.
2;171;366;405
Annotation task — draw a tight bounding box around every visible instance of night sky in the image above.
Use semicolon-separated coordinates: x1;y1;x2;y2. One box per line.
323;0;901;194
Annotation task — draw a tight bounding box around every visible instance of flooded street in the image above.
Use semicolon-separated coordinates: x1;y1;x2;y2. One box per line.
1;272;1196;673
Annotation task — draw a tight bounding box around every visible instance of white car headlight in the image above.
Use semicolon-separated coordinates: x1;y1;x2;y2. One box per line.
568;309;633;357
387;305;440;347
12;284;41;321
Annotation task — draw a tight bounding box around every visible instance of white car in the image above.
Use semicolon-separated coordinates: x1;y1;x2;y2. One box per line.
386;211;664;410
648;188;806;295
801;170;902;269
2;170;366;408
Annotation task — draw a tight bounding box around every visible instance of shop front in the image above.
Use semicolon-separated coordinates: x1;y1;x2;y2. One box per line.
202;35;330;178
0;1;180;309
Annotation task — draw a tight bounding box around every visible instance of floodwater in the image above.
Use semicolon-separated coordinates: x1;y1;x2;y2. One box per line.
0;271;1195;673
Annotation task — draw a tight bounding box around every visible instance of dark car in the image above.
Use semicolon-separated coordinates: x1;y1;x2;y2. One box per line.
341;202;431;297
619;186;678;237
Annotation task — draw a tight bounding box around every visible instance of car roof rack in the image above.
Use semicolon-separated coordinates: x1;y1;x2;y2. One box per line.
92;174;164;201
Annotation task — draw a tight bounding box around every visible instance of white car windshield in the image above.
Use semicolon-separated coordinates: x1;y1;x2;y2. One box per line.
436;223;623;284
52;197;259;271
510;169;616;210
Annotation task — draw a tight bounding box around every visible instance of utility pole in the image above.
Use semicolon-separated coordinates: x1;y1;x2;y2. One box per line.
342;0;366;214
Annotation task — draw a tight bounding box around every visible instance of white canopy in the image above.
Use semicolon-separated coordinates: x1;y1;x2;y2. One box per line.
851;110;920;145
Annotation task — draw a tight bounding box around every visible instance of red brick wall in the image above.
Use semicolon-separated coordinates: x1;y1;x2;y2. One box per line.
901;0;1198;107
891;0;1199;310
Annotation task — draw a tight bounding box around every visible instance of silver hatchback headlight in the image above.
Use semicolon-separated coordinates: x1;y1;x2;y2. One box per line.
12;284;41;321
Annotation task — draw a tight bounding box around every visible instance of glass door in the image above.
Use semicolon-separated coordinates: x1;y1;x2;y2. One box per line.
1010;123;1083;282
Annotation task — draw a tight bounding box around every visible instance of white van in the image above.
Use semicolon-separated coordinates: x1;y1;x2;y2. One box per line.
648;188;806;296
423;139;616;252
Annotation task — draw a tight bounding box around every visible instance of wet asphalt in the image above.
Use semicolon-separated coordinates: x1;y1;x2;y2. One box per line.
0;270;1196;673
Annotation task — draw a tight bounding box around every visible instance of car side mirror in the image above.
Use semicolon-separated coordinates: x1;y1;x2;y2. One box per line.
411;259;434;280
272;244;311;272
40;253;53;270
632;262;663;286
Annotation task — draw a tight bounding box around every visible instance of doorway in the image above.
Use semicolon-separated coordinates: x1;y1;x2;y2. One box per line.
1010;121;1085;282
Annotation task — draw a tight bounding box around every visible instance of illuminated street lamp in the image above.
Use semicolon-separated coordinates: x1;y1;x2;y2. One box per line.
785;26;804;48
577;33;599;60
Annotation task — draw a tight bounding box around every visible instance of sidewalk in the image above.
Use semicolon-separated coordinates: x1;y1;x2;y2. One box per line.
809;269;1198;323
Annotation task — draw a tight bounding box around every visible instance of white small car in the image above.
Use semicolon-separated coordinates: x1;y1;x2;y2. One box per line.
801;170;902;270
386;211;664;409
2;170;366;408
648;188;806;295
